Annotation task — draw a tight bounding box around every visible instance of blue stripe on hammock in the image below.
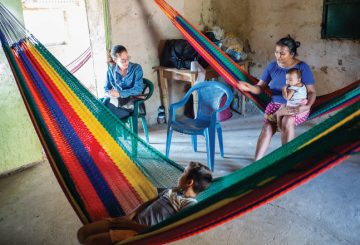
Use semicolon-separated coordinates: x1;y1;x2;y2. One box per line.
17;45;125;217
309;88;360;119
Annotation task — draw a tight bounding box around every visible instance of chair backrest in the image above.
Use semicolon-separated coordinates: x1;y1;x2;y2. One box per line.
142;78;154;100
135;79;154;117
186;81;233;121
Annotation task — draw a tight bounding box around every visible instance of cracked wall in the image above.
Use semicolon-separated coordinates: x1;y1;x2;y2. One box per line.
107;0;214;124
212;0;360;95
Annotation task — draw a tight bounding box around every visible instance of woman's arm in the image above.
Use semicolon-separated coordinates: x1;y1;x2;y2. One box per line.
237;80;267;95
301;84;316;112
104;68;115;92
127;195;160;220
104;68;121;97
119;64;144;98
297;62;316;113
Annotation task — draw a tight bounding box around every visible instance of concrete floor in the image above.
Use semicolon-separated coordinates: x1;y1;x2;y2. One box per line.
0;113;359;245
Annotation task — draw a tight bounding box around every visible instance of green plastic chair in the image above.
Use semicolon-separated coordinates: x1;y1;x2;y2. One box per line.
123;78;154;143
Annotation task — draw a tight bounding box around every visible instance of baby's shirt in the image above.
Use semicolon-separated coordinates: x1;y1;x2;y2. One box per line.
134;189;197;226
287;85;307;107
261;61;315;104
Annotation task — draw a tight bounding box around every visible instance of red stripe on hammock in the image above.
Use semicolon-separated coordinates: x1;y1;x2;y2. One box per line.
125;142;359;244
314;80;360;105
12;48;109;221
22;43;144;216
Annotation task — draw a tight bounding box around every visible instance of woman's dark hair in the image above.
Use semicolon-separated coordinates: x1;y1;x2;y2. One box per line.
186;161;213;194
276;35;301;56
108;45;127;64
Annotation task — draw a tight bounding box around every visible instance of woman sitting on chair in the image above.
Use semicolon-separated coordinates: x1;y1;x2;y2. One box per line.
103;45;144;119
237;35;316;161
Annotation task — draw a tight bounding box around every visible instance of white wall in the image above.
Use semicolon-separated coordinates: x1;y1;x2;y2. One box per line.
0;0;43;175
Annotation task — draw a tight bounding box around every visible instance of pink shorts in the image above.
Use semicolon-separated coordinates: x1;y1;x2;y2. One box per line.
264;102;309;126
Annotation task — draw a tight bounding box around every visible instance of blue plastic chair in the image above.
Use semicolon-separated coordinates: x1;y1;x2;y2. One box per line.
166;81;233;171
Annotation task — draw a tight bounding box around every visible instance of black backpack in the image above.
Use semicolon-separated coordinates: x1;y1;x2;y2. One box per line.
160;39;208;69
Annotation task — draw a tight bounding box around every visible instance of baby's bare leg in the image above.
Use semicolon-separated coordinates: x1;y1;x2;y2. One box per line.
276;105;286;129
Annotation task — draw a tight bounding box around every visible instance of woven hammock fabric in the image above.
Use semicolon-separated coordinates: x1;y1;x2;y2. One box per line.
1;2;359;244
0;3;183;222
154;0;360;120
9;39;186;221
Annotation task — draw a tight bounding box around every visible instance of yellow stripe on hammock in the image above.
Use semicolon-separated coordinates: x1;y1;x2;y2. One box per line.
121;107;359;242
299;109;359;150
120;190;254;244
27;43;157;204
11;47;90;223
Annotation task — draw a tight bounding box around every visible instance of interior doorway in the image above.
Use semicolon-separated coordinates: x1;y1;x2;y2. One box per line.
21;0;97;95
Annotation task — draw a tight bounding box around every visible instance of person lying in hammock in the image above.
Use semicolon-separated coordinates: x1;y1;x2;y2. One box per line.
77;161;213;245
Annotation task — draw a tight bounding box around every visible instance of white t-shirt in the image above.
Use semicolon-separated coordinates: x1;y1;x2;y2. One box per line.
287;85;308;107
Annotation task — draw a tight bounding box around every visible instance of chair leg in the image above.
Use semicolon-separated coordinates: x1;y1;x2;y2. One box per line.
205;128;216;171
129;118;139;158
191;135;197;152
116;123;124;139
123;119;129;141
131;116;138;135
141;117;149;143
216;124;224;158
166;127;173;157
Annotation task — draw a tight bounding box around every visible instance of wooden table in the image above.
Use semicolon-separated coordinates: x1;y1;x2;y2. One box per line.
153;61;250;119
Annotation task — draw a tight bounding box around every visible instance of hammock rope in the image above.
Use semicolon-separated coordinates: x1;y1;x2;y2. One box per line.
154;0;360;120
1;2;359;244
65;46;92;74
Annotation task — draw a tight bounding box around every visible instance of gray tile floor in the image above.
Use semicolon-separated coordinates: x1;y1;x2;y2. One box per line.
0;113;359;244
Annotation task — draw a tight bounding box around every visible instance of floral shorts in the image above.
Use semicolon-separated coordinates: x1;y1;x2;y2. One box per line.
264;102;310;126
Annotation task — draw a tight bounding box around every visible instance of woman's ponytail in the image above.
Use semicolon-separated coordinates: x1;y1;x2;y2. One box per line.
276;35;300;56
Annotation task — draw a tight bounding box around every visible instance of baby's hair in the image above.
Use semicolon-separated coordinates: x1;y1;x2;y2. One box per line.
286;68;301;78
186;161;213;194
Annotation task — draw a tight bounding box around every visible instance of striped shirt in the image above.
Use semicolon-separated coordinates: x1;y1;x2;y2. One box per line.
134;189;197;226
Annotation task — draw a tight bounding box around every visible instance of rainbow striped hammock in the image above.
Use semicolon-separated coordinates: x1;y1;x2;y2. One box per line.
154;0;359;119
0;2;359;244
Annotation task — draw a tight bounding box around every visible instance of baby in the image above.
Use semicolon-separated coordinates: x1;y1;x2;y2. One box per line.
78;161;213;245
276;68;308;129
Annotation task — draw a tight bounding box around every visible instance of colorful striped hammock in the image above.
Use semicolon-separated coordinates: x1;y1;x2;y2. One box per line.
154;0;360;120
1;2;359;244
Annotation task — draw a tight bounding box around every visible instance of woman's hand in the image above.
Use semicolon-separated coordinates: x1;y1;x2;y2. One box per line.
110;89;120;98
236;81;253;92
